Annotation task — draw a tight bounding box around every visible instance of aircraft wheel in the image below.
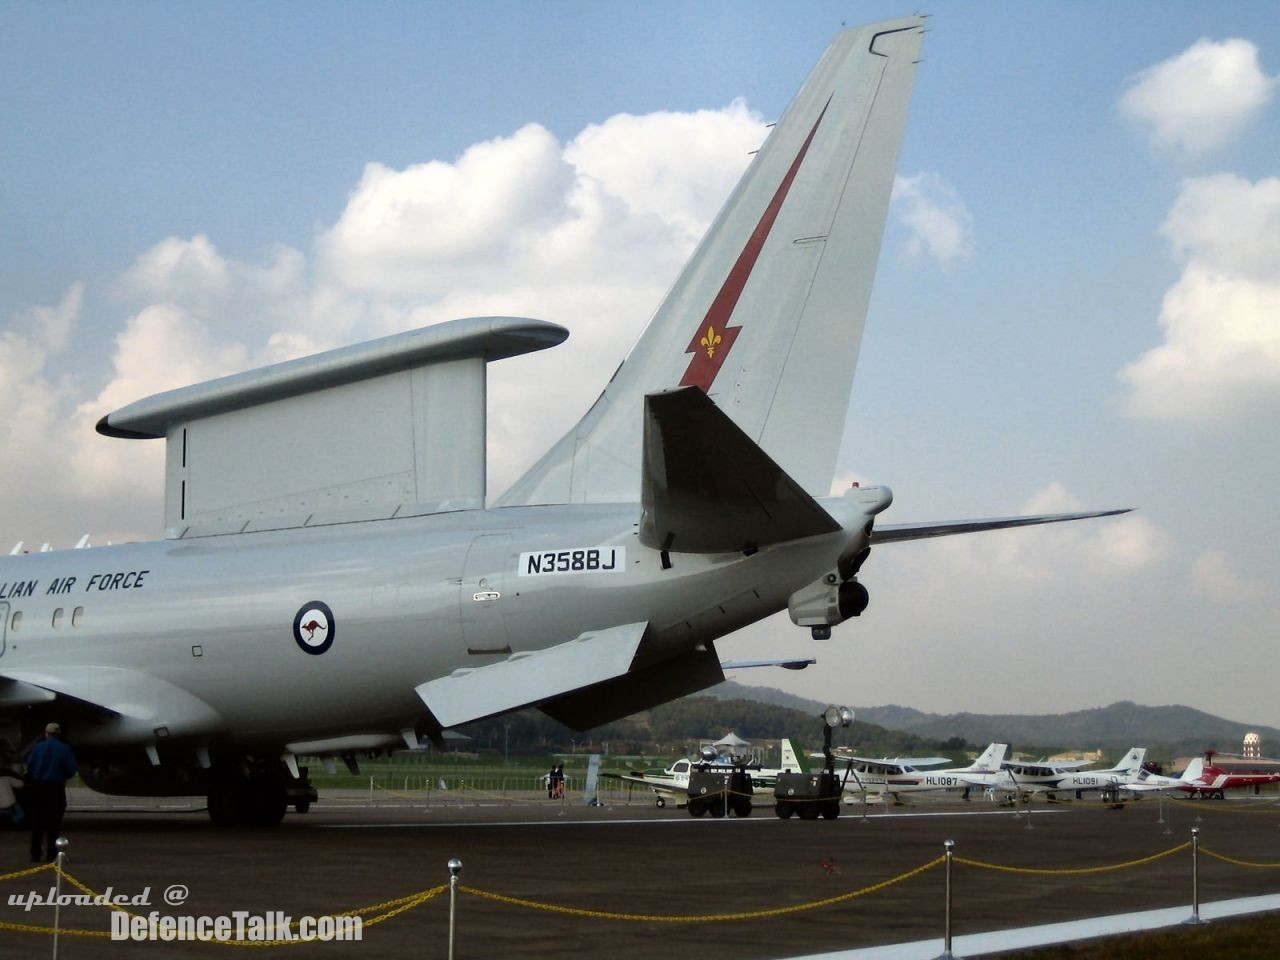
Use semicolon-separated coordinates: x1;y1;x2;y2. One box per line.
207;782;240;828
798;803;819;820
294;799;311;814
207;762;288;827
775;804;794;819
655;797;666;809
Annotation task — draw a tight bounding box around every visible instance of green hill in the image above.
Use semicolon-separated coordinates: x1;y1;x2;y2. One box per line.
706;683;1279;760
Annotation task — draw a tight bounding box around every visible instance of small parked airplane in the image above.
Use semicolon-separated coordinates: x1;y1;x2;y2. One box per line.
984;754;1098;799
1043;747;1147;800
835;742;1010;802
1126;752;1280;799
606;738;805;809
0;18;1126;825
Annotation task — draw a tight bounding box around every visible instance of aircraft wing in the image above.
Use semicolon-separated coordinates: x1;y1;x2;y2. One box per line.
831;751;953;767
0;666;225;746
872;509;1132;544
416;622;648;729
720;658;816;671
598;772;686;797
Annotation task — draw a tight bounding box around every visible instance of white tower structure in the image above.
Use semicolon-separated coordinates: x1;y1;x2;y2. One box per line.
1243;732;1262;759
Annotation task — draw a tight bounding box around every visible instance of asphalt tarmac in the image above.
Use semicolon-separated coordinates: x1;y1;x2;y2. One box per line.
2;789;1278;959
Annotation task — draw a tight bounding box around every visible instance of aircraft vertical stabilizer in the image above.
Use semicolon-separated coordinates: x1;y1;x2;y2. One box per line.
499;18;925;507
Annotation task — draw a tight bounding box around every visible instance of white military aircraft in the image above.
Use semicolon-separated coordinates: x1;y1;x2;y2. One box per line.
0;18;1126;825
836;742;1010;802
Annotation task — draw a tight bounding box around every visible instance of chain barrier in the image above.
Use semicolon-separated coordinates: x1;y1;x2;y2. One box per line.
462;856;944;922
0;862;446;946
2;828;1276;943
955;842;1190;876
1167;797;1280;816
1199;847;1280;869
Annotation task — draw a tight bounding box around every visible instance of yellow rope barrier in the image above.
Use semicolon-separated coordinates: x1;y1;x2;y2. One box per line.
461;856;945;922
0;862;55;884
955;842;1190;876
1171;798;1280;816
1200;847;1280;869
0;866;447;946
6;830;1273;943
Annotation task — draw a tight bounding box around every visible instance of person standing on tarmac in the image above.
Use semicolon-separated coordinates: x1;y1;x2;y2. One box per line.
24;722;77;862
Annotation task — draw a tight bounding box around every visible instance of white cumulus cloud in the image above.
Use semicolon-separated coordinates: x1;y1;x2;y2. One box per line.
892;172;973;265
1191;549;1268;604
1120;38;1275;155
1121;174;1280;423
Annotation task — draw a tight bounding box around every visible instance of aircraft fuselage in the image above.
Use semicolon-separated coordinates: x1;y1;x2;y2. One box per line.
0;495;875;767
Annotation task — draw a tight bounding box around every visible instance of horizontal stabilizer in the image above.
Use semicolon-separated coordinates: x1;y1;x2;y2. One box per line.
416;621;647;729
872;509;1132;544
640;387;840;553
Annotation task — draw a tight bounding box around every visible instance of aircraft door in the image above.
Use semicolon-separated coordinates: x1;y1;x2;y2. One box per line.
0;601;7;656
460;534;511;655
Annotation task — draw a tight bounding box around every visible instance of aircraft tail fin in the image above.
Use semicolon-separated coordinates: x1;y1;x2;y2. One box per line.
498;18;925;507
780;738;808;773
968;742;1009;771
1181;757;1205;782
1112;747;1146;773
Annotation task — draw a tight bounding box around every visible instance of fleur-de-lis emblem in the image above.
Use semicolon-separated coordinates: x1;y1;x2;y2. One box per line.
700;325;723;359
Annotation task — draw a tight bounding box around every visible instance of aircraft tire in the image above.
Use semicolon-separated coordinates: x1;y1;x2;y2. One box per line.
207;784;240;828
207;763;289;827
294;800;311;814
655;797;666;809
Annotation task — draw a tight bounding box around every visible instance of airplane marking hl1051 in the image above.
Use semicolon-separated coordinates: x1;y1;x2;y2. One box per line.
0;18;1127;825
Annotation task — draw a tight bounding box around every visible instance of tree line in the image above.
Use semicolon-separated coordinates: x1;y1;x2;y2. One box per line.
454;696;988;762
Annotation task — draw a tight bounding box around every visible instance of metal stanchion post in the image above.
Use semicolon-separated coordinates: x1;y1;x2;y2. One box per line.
933;839;959;960
447;859;463;959
1184;827;1207;925
52;836;68;960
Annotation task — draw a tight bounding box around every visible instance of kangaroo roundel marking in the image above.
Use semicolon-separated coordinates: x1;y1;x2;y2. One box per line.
293;601;335;655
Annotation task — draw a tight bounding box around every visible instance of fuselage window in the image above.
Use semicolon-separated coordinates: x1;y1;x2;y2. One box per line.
52;607;63;628
72;606;84;626
10;610;21;631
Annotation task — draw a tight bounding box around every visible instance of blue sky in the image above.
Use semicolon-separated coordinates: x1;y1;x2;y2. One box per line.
3;2;1279;732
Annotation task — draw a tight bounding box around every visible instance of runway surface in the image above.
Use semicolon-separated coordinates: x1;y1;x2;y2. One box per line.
2;789;1278;958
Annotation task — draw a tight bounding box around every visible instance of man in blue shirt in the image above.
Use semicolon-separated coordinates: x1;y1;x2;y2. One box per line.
25;722;77;863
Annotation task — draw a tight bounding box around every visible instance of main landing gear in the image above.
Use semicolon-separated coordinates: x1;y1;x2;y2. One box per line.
207;760;316;827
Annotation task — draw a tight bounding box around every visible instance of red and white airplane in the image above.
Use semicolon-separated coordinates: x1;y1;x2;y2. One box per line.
1127;751;1280;799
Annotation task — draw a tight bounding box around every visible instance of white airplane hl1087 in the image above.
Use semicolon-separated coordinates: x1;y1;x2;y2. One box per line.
0;18;1126;825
